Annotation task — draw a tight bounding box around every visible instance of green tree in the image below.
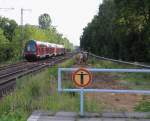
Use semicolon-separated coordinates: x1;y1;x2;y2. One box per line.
38;13;51;29
80;0;150;62
0;28;13;62
0;17;18;42
0;15;73;63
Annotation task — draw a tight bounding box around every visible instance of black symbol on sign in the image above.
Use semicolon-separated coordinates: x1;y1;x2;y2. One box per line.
77;72;88;85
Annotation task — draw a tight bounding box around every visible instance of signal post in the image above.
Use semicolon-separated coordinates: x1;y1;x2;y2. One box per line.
72;68;92;116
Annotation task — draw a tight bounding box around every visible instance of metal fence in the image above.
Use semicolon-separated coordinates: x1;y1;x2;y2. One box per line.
89;52;150;68
58;68;150;116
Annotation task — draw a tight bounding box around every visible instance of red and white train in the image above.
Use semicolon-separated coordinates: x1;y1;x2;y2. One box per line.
24;40;65;61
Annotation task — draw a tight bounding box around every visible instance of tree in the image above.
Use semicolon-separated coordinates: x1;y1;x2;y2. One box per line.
0;15;73;62
0;28;13;62
80;0;150;62
0;17;18;42
38;13;51;29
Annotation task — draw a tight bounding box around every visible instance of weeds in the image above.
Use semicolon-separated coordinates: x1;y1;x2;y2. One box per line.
1;57;150;121
0;59;104;120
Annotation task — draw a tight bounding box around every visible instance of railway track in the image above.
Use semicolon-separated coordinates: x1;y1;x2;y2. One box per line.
0;61;27;71
0;52;74;97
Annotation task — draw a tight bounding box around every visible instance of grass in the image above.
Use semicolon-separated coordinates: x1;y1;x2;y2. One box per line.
0;58;103;121
1;56;150;121
88;57;150;112
88;57;150;89
134;100;150;112
88;57;137;69
0;57;24;68
120;73;150;90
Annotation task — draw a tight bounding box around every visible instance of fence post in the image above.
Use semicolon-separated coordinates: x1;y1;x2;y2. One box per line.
58;68;62;93
80;88;84;116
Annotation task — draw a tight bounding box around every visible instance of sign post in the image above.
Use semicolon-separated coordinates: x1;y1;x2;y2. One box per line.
80;88;84;116
72;68;92;116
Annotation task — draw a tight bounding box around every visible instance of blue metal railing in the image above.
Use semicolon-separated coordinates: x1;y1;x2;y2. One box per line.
58;68;150;116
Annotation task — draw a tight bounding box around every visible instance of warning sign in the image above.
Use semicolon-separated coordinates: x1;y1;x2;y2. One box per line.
72;68;92;88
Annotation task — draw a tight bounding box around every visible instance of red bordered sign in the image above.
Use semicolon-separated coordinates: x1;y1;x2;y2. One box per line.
72;68;92;88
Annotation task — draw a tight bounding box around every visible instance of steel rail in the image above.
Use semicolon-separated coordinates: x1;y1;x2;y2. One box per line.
0;53;74;97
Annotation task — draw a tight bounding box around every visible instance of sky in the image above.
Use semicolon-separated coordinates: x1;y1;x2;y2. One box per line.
0;0;102;46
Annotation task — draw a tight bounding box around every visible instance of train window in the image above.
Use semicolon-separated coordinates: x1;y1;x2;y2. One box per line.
26;41;36;52
40;44;45;48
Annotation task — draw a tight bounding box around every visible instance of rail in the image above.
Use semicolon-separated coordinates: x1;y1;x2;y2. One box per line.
0;53;74;97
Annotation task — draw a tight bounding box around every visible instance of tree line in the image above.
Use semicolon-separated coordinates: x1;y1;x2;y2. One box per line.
0;13;73;62
80;0;150;62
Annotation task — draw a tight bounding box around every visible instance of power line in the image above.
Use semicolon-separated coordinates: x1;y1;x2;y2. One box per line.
0;8;14;10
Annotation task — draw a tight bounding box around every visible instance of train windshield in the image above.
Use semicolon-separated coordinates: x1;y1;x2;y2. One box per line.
26;41;36;52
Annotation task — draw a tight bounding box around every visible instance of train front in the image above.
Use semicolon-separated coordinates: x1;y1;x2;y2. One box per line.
24;40;37;61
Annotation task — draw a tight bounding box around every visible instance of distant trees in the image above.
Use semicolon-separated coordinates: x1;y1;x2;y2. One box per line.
80;0;150;62
13;24;73;50
0;14;73;63
38;13;51;29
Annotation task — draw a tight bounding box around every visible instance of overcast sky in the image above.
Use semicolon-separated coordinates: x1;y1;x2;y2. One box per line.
0;0;102;46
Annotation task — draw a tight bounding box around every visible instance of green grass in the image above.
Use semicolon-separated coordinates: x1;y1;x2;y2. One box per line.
120;73;150;90
88;57;150;89
88;57;150;112
0;57;24;68
1;57;150;121
0;59;103;121
134;99;150;112
88;57;137;69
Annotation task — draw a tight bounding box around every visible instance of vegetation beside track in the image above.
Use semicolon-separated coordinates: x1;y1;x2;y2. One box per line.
0;59;24;68
0;57;150;121
88;57;150;112
0;59;103;121
0;59;71;120
88;57;150;90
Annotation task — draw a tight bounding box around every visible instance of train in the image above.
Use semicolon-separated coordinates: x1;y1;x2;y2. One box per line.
24;40;65;61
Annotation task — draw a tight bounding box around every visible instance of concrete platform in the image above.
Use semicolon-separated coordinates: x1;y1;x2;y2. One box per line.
27;111;150;121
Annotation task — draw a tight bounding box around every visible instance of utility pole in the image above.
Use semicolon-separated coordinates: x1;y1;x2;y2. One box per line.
20;8;31;26
20;8;31;57
21;8;23;26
